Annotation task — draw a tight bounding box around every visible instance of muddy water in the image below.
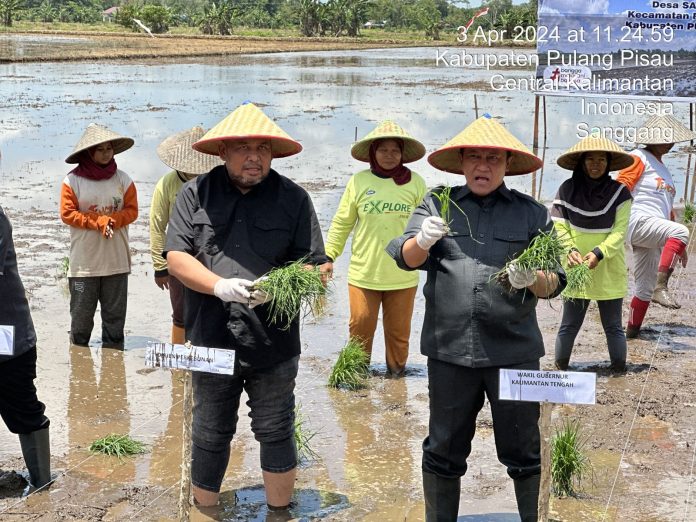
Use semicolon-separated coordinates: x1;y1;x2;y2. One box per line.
0;47;695;521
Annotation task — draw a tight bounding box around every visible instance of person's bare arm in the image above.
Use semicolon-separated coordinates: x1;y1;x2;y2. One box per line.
401;236;429;269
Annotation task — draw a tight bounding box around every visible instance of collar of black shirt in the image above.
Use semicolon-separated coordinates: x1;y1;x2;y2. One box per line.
453;183;513;206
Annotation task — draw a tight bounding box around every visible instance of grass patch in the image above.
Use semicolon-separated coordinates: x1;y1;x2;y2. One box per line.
57;256;69;278
683;202;695;225
255;259;327;330
294;403;319;463
89;434;147;459
551;419;590;497
328;337;370;390
562;262;592;299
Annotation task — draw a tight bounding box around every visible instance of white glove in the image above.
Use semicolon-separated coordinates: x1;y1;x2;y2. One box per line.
213;278;254;303
506;262;537;290
249;277;271;309
415;216;448;250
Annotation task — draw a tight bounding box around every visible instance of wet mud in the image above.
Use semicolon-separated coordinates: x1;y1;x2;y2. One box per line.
0;45;695;521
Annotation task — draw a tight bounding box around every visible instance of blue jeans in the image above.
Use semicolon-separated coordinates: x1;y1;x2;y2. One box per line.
191;355;299;493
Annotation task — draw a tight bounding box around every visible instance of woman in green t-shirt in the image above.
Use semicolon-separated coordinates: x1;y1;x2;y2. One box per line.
324;121;426;377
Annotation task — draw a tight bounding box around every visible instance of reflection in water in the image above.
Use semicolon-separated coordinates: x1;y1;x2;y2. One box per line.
329;378;420;518
147;369;183;485
68;345;134;481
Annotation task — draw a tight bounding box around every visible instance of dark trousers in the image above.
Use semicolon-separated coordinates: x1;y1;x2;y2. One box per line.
69;273;128;348
0;348;49;434
555;298;626;364
423;358;540;480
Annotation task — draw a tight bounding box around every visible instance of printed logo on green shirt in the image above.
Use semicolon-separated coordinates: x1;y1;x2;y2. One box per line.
363;200;413;214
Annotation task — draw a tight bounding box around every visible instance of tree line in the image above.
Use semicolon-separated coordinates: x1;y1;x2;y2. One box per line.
0;0;538;40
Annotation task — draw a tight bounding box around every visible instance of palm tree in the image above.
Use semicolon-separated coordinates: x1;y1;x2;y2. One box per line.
0;0;22;27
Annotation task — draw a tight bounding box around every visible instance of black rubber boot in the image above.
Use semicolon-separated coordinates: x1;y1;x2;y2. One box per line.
513;473;540;522
555;358;570;371
423;471;460;522
19;427;51;492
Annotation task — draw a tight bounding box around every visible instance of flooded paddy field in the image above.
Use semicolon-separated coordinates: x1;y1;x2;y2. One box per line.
0;41;695;520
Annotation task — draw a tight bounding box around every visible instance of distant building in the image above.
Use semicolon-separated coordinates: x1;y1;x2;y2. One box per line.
102;7;119;23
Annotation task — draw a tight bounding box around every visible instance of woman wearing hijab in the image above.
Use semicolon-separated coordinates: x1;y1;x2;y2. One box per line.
551;136;634;371
150;126;221;345
323;121;426;377
60;123;138;349
617;114;695;338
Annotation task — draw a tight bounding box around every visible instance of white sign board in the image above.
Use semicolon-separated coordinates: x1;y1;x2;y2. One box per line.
499;369;596;405
0;325;14;356
145;342;236;375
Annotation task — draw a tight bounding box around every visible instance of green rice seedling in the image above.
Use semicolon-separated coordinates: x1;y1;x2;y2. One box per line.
328;337;370;390
255;259;327;330
551;419;591;497
88;434;147;460
494;230;565;291
57;256;69;278
562;262;592;299
294;403;319;463
683;201;695;225
432;185;480;241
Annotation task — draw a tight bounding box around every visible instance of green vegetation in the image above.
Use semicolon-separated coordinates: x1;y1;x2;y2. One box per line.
432;185;454;226
89;433;147;459
562;262;591;299
58;256;69;278
328;337;370;390
683;201;695;225
495;230;564;291
294;403;319;462
1;0;538;40
551;419;590;497
256;259;327;330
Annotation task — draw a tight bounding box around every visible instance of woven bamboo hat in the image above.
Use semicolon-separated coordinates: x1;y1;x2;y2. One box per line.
193;102;302;158
634;114;696;145
427;115;542;176
157;126;223;175
351;120;426;163
66;123;134;164
557;136;634;172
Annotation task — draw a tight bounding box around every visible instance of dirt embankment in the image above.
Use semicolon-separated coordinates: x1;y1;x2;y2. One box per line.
0;30;445;63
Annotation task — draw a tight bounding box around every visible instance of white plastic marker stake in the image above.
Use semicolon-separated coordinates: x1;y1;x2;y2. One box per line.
146;341;236;520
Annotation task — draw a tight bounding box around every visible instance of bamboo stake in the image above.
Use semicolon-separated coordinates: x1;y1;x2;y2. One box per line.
178;370;193;521
537;96;548;201
538;401;553;522
474;93;479;119
531;95;541;199
689;103;696;204
685;103;694;203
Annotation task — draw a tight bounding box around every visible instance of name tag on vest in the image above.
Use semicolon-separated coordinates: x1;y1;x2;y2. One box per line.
499;369;596;405
0;325;14;356
145;342;235;375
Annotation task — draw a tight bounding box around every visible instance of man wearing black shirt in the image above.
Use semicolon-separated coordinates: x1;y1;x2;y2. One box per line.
388;116;564;522
0;206;51;493
165;103;328;511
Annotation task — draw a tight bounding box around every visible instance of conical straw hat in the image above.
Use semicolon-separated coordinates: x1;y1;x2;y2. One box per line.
157;126;223;175
193;102;302;158
351;120;426;163
557;136;634;172
633;114;696;145
65;123;134;164
428;115;542;176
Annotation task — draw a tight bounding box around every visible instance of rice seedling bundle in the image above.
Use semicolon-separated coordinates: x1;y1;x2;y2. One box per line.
562;262;592;298
494;230;564;290
328;337;370;390
433;186;453;225
551;419;590;497
88;434;147;459
255;259;327;330
683;202;695;225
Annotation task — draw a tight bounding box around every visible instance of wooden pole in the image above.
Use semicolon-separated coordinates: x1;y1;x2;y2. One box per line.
689;104;696;204
537;96;548;202
685;104;694;203
474;94;479;119
178;371;193;521
538;401;553;522
354;126;358;142
531;95;541;199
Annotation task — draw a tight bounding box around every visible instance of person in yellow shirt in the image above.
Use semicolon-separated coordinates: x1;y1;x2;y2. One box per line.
324;121;426;377
149;127;221;344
